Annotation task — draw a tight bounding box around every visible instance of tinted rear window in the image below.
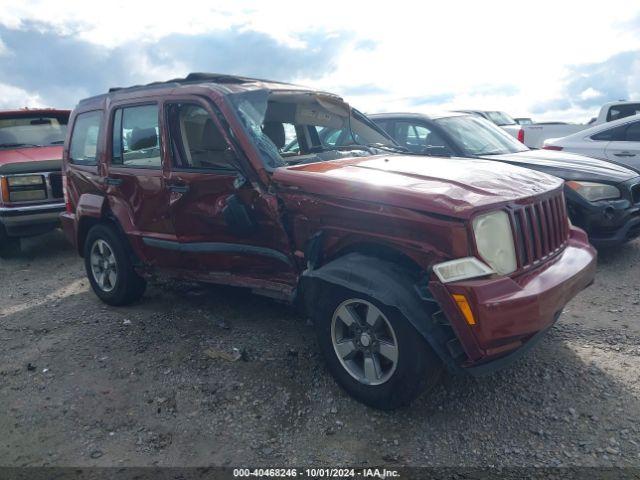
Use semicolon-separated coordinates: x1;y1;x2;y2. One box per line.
607;104;640;122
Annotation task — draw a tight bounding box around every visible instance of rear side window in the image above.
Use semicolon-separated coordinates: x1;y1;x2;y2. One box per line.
111;104;161;168
607;104;640;122
69;111;103;165
624;121;640;142
591;126;624;142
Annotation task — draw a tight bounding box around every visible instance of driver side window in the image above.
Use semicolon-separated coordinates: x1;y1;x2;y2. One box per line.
166;103;237;171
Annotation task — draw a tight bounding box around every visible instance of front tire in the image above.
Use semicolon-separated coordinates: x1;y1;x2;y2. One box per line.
313;284;442;410
84;224;146;306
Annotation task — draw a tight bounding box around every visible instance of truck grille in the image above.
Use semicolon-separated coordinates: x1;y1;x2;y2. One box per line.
49;173;63;199
511;192;569;268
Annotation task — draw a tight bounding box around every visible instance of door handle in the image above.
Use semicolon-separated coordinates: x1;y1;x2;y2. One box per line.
614;152;636;157
168;184;189;194
105;177;123;186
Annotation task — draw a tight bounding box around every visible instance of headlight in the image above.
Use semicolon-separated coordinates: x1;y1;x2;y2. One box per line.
7;175;44;187
472;210;517;275
432;257;494;283
566;181;620;202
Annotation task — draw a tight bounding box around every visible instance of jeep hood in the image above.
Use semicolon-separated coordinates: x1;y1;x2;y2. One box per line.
0;146;62;174
273;155;562;219
482;149;636;184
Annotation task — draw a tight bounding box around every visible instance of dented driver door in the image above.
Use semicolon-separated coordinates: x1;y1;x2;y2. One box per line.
159;98;298;296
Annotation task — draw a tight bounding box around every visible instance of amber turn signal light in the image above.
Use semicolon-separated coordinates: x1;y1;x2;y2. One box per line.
452;293;476;326
0;177;9;203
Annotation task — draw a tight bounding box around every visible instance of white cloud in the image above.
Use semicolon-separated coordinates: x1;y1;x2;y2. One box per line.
580;87;602;100
0;83;43;108
0;0;639;121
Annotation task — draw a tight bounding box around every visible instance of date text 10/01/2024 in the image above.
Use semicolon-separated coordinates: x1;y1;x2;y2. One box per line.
233;468;400;478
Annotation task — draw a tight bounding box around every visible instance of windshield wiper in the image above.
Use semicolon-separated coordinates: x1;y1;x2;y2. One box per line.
478;149;508;156
308;144;374;154
366;143;410;154
0;143;43;148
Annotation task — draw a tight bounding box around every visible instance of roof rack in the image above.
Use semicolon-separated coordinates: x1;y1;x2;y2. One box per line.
107;72;292;94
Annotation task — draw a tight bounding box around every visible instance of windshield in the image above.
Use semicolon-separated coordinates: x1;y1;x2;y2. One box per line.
485;111;516;126
0;113;69;148
436;115;528;156
228;89;399;168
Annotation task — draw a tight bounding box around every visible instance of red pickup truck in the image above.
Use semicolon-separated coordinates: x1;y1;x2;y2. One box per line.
60;74;596;409
0;109;70;254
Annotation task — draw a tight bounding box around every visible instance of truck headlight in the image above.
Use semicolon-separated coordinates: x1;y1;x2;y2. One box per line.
432;257;494;283
472;210;517;275
7;175;44;187
566;181;620;202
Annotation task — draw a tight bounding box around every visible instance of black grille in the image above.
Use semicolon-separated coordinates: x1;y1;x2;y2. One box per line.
49;173;63;198
511;192;569;268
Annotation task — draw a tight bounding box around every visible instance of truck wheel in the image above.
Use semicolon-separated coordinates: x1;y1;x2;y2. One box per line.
314;285;442;410
84;224;146;306
0;225;20;257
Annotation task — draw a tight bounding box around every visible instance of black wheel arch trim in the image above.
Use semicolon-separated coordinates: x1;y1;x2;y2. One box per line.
299;252;462;373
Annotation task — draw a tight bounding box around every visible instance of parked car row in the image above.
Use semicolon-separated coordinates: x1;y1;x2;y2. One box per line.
480;101;640;149
2;73;632;410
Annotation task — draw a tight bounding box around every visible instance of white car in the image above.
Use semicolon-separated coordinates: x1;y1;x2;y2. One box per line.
514;101;640;149
543;113;640;170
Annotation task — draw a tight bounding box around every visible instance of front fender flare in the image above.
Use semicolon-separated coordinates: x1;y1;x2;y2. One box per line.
299;252;460;372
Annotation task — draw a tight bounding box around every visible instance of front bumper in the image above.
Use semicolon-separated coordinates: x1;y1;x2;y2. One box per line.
0;202;65;237
566;185;640;249
429;227;596;374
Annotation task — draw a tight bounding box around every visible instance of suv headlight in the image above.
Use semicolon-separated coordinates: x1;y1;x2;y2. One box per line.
7;175;44;187
566;181;620;202
472;210;517;275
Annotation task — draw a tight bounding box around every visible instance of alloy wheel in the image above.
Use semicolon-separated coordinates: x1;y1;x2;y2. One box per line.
331;299;399;386
90;239;118;293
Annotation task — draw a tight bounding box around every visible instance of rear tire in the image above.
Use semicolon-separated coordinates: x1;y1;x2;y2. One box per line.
84;224;146;305
313;283;442;410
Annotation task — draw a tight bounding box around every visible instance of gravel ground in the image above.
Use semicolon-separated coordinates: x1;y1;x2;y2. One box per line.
0;230;639;468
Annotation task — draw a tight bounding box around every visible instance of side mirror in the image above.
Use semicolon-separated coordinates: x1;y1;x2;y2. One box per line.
421;145;452;157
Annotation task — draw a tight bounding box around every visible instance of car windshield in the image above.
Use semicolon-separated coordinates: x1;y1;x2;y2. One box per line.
0;113;69;148
485;111;517;126
436;115;528;156
228;89;401;168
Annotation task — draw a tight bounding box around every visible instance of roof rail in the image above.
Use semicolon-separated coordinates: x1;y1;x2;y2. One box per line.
107;72;292;94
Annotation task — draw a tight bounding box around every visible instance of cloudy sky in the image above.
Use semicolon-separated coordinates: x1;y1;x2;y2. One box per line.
1;0;639;122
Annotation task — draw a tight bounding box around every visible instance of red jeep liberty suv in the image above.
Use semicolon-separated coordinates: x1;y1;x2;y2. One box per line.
61;74;596;409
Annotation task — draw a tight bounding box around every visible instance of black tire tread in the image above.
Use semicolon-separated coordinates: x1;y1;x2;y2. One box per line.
313;281;442;410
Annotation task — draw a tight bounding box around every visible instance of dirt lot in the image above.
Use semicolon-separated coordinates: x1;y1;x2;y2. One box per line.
1;230;639;468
